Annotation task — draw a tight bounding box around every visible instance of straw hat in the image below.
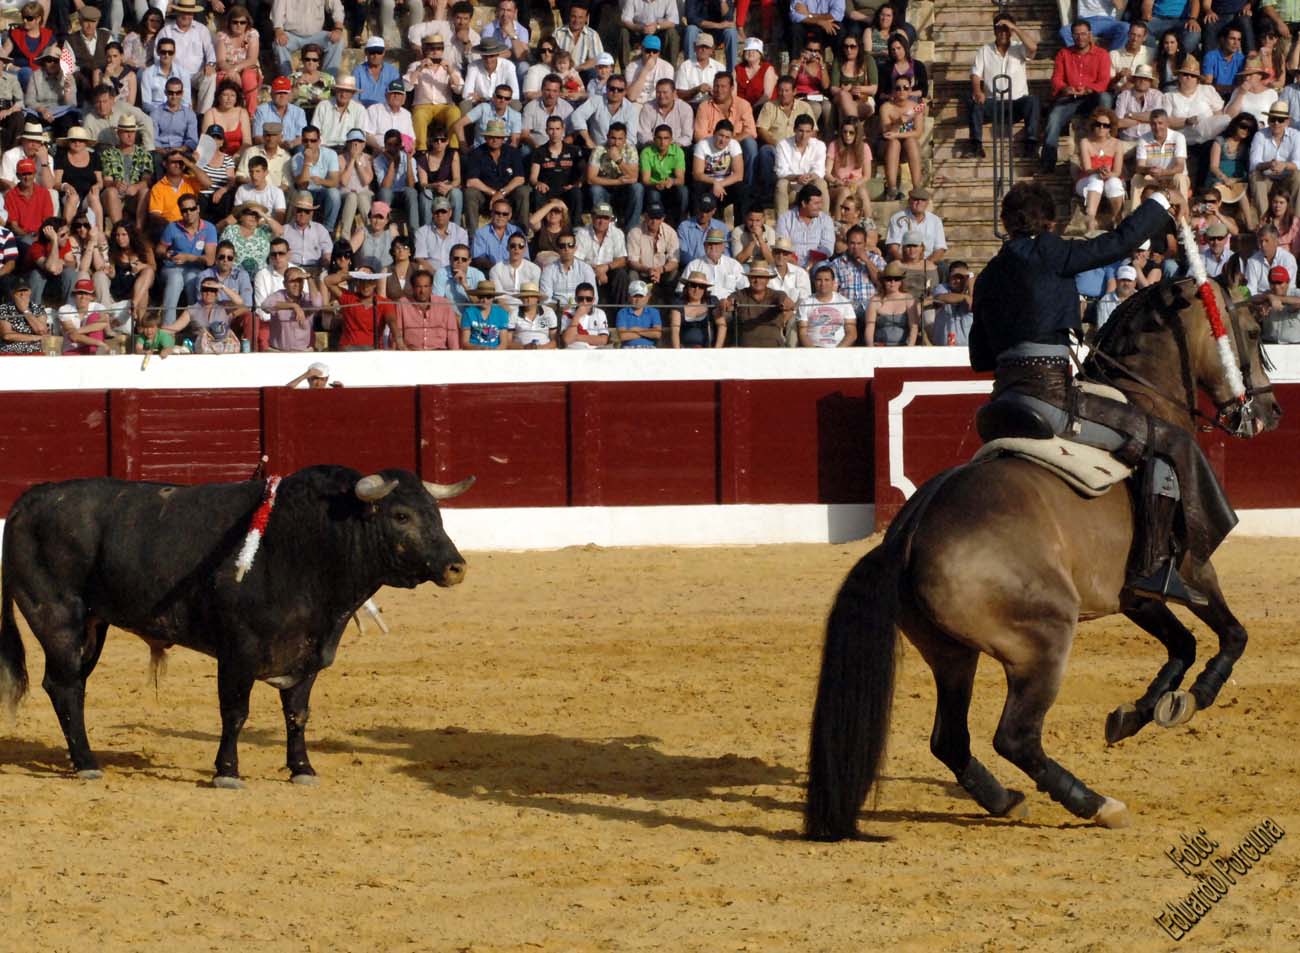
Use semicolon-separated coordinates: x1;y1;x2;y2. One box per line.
59;126;97;144
171;0;204;14
683;271;712;286
517;282;542;298
1176;57;1201;77
334;75;358;92
233;201;267;219
881;261;906;279
20;121;49;144
748;262;775;278
773;236;797;254
470;280;499;298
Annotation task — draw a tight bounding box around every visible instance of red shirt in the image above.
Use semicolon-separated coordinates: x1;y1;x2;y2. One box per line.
338;290;397;350
23;237;72;270
5;186;54;238
1051;44;1111;98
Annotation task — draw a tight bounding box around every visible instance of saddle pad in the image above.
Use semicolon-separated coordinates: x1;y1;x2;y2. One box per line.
974;436;1132;498
1076;380;1128;403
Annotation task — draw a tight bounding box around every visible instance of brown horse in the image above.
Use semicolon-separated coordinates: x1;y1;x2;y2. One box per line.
805;278;1283;840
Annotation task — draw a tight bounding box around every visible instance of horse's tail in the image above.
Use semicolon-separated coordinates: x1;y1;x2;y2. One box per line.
804;538;901;841
0;582;29;721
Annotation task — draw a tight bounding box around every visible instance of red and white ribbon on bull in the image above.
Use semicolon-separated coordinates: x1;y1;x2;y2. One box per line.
235;476;282;583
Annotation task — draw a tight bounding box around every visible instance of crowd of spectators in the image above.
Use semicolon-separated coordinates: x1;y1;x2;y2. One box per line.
2;0;1299;355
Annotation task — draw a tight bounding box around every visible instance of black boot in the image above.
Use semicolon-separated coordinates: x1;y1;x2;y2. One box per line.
1127;494;1209;608
1038;143;1058;174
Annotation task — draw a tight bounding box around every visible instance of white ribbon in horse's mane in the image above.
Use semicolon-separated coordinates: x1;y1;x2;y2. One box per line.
1177;218;1246;400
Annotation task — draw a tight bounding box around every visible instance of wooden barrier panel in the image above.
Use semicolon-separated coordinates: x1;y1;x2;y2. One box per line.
109;389;263;485
0;391;110;514
263;386;419;477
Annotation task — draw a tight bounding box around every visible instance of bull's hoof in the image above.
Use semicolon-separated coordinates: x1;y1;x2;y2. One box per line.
1093;797;1132;829
1153;690;1198;728
1105;703;1151;745
1000;790;1029;821
290;773;319;787
75;768;104;781
212;775;245;790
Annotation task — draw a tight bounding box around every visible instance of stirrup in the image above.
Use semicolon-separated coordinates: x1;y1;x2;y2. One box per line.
1127;560;1209;608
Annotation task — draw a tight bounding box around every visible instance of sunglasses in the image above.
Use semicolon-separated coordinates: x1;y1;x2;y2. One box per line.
180;205;198;212
843;42;858;48
508;242;526;249
1271;117;1289;123
303;56;319;62
452;255;470;262
492;209;510;216
303;137;320;143
217;254;234;261
883;275;903;282
576;296;594;302
232;17;249;24
558;241;575;248
74;222;91;229
608;86;626;93
1092;121;1111;128
159;49;175;56
23;13;38;20
201;286;220;293
433;135;449;142
166;89;183;95
269;250;288;256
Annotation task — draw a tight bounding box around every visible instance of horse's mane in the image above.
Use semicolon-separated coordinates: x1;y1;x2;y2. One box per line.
1089;280;1188;364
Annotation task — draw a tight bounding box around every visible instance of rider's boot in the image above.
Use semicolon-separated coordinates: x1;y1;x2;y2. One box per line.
1127;494;1209;608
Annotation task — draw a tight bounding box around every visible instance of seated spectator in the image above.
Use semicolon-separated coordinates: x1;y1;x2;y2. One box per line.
318;241;353;313
550;50;587;103
1225;56;1279;126
232;157;288;227
791;35;832;130
365;80;417;155
1250;101;1300;220
1197;220;1235;276
967;13;1040;159
472;198;526;272
415;128;464;228
254;237;292;322
508;282;559;348
5;158;54;253
588;122;644;229
523;39;559;101
271;0;346;80
1057;0;1130;52
1202;1;1255;61
1201;24;1246;100
392;268;461;350
775;114;829;217
405;37;464;152
530;115;585;224
106;222;157;327
1110;21;1154;94
833;194;872;255
158;199;217;327
627;198;680;301
134;313;176;357
736;39;777;114
283;193;334;270
866;4;916;66
1076;108;1128;231
756;76;819;196
463;119;529;234
670;269;723;347
57;278;112;355
335;259;396;351
462;39;520;114
151;77;200;156
677;32;725;105
6;3;55;92
830;223;881;320
523;75;576;150
291;125;342;233
798;264;858;347
878;77;926;201
289;44;331;124
677;193;727;265
194;125;239;225
373;129;420;232
261;266;321;352
1145;0;1200;55
770;235;813;301
237;123;292;195
83;84;156;152
1162;55;1229;158
433;243;487;309
460;280;513;348
614;280;663;347
885;185;945;259
481;0;531;78
1254;264;1300;341
1245;223;1298;293
1254;24;1284;90
354;36;401;109
831;33;880;125
0;220;21;296
223;202;282;279
1041;21;1113;173
199;239;255;312
454;83;523;151
777;184;836;267
416;195;469;273
1261;186;1300;250
621;2;681;74
352;201;400;270
1155;30;1191;92
560;282;610;348
877;32;929;106
639;77;695;148
316;77;370;151
166;274;235;346
791;0;842;54
725;262;794;347
860;260;916;345
681;227;748;300
684;0;739;72
1130;108;1191;209
410;1;480;74
485;232;539;301
732;206;776;267
640;123;688;224
694;74;759;191
26;46;80;141
576;202;631;308
926;260;975;345
385;236;418;300
255;77;308;149
0;280;48;355
692;119;746;219
1115;64;1162;141
203;81;253;161
1094;263;1139;331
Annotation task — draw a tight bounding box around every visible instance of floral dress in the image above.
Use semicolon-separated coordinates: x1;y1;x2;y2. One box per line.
221;223;274;277
0;303;44;355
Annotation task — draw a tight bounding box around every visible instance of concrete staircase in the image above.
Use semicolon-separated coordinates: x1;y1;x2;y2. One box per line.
929;0;1068;269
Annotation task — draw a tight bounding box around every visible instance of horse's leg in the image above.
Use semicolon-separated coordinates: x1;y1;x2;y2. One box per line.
41;613;108;779
1105;601;1197;744
280;672;319;785
912;626;1026;818
1153;565;1246;729
993;641;1130;828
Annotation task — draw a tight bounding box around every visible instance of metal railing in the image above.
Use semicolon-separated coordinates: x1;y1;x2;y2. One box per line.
990;73;1015;241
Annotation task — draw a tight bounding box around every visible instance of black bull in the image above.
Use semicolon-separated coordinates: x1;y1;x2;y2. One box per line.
0;465;472;787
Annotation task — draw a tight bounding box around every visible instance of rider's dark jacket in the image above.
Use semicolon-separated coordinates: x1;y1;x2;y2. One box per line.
969;199;1172;371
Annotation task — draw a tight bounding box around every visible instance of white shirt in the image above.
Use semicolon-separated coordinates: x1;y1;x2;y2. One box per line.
366;103;416;144
1245;248;1299;295
489;259;542;293
576;225;628;266
885;210;948;257
796;293;855;347
156;21;216;76
315;99;370;149
626;56;676;105
510;304;558;345
1;145;54;185
1135;129;1188;170
775;136;828;178
234;183;286;215
1161;85;1225;145
254;266;288;318
1249;126;1300;172
770;262;811;302
561;306;610;347
680;255;748;299
463;58;520;103
1110;44;1154;80
971;42;1030;100
676;57;724;103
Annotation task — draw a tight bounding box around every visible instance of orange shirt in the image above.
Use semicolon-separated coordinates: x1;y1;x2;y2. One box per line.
148;176;200;223
693;95;757;143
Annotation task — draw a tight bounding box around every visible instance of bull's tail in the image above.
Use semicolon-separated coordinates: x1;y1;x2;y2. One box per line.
145;641;169;696
0;586;29;720
804;541;901;841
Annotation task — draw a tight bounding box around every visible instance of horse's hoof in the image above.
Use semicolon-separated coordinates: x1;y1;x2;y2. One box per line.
290;773;319;787
1093;797;1132;829
212;775;245;790
1105;703;1150;745
1153;690;1198;728
75;768;104;781
1001;790;1029;821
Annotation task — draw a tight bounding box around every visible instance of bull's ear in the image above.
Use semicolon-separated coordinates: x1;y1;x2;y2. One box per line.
423;476;476;500
356;474;399;502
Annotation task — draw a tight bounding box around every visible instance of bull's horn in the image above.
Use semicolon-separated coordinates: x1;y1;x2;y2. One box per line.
355;474;399;502
423;476;476;500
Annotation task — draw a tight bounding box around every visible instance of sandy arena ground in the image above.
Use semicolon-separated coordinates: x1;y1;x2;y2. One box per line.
1;536;1298;951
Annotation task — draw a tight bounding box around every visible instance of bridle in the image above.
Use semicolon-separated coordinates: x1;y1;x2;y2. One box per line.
1084;282;1271;439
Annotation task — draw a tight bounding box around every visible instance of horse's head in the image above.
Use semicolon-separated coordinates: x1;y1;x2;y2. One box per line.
1186;280;1283;438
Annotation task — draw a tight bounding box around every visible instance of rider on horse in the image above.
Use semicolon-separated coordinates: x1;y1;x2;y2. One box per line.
970;183;1230;609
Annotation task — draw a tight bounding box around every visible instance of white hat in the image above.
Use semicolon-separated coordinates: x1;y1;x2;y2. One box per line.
365;35;386;51
744;37;764;53
1116;265;1137;281
596;52;615;67
628;280;649;297
308;362;330;377
1137;239;1151;251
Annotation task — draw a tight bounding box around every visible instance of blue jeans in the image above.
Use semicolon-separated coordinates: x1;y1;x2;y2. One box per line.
29;266;77;310
378;186;421;231
418;187;463;229
589;182;645;230
1145;17;1203;55
738;136;758;190
302;186;341;231
1201;14;1255;55
1058;17;1129;52
160;264;206;327
683;24;739;72
274;31;345;77
755;143;777;199
1042;92;1111;162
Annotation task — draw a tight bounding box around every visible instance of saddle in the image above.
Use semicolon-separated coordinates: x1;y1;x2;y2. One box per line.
973;381;1133;498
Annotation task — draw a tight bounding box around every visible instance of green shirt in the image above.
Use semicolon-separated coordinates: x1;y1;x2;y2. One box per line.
100;145;154;185
639;144;685;185
1263;0;1300;22
136;329;176;352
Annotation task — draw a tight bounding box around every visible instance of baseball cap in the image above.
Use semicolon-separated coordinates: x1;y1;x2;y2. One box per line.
16;157;36;175
431;196;452;211
346;128;366;143
628;280;649;297
644;200;665;218
263;122;283;135
365;36;386;51
74;278;95;294
592;202;615;218
1115;265;1138;281
387;79;406;94
1205;221;1230;238
1269;265;1291;284
697;193;718;212
744;37;764;53
695;33;715;47
642;35;661;51
902;231;924;246
271;76;292;93
908;187;931;201
596;52;615;67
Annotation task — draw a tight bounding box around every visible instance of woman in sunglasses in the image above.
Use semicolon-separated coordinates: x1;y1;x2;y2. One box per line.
416;123;462;228
1075;107;1125;234
216;5;262;115
4;2;55;90
123;8;164;71
290;43;334;122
